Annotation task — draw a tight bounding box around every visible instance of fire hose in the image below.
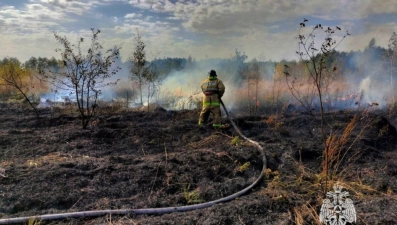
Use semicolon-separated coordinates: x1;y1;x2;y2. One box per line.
0;100;267;224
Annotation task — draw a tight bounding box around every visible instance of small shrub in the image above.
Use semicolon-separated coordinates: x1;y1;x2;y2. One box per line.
183;185;203;204
236;162;250;172
230;136;240;146
264;168;280;180
28;217;42;225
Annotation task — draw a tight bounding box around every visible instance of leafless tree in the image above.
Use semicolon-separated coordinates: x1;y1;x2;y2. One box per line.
0;61;41;118
129;30;149;106
388;32;397;103
285;20;349;195
41;28;121;129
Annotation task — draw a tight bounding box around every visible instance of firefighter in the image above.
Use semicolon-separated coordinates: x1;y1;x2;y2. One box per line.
198;70;225;128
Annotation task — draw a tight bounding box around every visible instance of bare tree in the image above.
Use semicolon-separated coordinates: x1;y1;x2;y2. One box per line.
273;63;289;113
285;20;348;195
41;28;121;129
247;58;260;116
284;61;318;114
129;30;148;106
231;49;248;83
0;60;41;118
145;66;159;112
388;32;397;103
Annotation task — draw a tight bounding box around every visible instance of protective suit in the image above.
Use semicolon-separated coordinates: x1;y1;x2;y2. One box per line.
198;70;225;128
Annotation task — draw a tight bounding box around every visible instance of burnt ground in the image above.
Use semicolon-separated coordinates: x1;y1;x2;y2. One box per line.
0;103;397;225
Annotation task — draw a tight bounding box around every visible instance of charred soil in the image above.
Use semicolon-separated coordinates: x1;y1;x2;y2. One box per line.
0;103;397;225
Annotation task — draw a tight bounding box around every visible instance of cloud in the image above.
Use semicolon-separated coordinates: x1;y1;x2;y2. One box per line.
128;0;153;10
122;0;397;35
125;13;142;19
2;0;397;65
0;32;60;62
339;21;397;52
29;0;102;15
0;4;68;34
128;0;175;12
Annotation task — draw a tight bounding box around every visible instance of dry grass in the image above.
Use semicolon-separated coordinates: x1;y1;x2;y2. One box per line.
322;112;375;180
323;114;358;178
264;115;282;128
264;115;289;136
26;152;72;167
292;202;322;225
188;132;233;148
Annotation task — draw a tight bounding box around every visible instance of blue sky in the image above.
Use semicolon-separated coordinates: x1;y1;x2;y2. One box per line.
1;0;397;63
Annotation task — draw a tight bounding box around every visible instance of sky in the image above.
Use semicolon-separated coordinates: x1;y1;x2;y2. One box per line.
1;0;397;63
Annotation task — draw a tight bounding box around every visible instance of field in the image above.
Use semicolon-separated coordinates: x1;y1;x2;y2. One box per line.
0;103;396;224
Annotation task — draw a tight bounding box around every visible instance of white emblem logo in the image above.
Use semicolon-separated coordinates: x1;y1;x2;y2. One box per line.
319;183;356;225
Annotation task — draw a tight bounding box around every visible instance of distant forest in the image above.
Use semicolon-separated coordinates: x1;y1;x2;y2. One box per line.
1;37;394;84
1;37;396;111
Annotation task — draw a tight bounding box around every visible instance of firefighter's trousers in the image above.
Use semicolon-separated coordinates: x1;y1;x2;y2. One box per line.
198;105;221;127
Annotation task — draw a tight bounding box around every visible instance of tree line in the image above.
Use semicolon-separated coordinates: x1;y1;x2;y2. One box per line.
1;27;397;128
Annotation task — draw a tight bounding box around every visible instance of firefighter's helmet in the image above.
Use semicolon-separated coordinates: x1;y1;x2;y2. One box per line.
209;70;217;76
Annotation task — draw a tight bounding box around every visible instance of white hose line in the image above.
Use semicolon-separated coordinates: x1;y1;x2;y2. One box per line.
0;101;267;224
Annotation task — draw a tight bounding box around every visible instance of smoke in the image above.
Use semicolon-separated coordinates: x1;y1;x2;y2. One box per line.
341;48;395;108
358;77;373;104
356;76;391;107
99;59;132;101
36;46;397;113
157;60;240;110
38;57;130;105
